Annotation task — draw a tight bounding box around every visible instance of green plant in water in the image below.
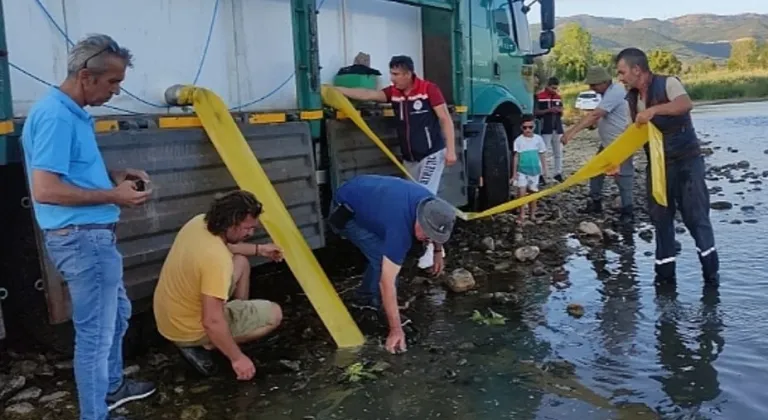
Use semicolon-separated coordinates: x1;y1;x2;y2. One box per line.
470;308;507;326
341;362;378;383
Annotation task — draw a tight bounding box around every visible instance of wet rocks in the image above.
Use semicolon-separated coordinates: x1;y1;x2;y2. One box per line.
578;221;602;238
446;268;476;293
8;387;42;404
279;359;301;372
0;375;26;402
602;228;620;242
123;365;140;376
736;160;750;169
481;292;518;304
11;361;39;379
39;391;69;404
566;303;585;318
531;264;547;277
4;402;35;416
638;229;653;242
514;245;540;262
481;237;495;251
493;261;511;272
742;205;756;212
711;201;733;210
180;405;208;420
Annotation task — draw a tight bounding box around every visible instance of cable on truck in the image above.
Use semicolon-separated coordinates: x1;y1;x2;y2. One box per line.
13;0;328;114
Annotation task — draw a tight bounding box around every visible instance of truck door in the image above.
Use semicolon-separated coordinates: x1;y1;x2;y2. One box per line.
490;0;534;113
469;0;493;109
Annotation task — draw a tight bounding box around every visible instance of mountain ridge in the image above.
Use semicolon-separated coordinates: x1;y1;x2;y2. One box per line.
531;13;768;61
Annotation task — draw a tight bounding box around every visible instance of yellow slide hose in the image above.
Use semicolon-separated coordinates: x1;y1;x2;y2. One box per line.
168;86;365;349
321;85;667;220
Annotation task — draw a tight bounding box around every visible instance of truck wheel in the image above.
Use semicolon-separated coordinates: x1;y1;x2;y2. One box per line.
479;122;511;210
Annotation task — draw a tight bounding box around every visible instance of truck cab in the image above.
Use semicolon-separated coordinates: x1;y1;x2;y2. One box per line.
463;0;556;209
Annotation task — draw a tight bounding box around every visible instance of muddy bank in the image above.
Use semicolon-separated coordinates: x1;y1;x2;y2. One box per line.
0;132;654;419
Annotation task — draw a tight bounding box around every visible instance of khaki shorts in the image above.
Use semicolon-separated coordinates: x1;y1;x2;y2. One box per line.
175;299;278;348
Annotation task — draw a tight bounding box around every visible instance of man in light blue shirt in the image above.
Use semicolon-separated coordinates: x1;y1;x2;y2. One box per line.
22;34;156;420
562;66;634;224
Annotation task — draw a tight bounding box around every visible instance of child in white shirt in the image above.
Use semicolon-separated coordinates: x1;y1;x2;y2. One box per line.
512;116;548;224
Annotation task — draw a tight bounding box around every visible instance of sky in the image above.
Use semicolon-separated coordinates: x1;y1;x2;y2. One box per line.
527;0;768;23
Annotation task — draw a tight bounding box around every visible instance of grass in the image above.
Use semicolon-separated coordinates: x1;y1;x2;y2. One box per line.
558;69;768;124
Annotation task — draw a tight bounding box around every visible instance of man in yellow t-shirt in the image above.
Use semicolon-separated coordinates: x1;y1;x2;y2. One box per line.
153;190;284;381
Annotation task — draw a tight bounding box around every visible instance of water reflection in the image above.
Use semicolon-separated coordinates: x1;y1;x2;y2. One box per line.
653;283;725;415
594;231;641;356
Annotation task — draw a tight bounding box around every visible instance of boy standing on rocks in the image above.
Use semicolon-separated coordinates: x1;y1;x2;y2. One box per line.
512;115;548;224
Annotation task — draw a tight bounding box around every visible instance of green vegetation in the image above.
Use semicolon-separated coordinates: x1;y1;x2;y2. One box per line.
531;13;768;61
535;22;768;123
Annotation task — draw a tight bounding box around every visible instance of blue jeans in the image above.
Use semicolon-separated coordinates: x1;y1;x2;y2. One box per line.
329;207;396;307
43;227;130;420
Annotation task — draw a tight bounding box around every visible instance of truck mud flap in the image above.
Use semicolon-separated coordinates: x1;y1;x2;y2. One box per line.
326;116;467;208
0;299;5;340
22;122;324;324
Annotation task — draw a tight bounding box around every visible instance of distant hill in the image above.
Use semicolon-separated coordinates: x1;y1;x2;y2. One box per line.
531;13;768;62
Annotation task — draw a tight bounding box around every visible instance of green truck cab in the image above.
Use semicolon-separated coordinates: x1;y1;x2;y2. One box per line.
0;0;554;352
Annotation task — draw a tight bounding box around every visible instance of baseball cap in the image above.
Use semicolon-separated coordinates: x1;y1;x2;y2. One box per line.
416;197;457;244
584;66;611;85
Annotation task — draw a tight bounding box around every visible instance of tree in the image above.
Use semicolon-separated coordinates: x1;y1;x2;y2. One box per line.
648;49;682;75
593;50;616;76
728;38;762;70
551;23;594;83
687;58;718;74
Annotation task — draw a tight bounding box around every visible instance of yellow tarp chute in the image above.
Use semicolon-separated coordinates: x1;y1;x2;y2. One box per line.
168;85;365;349
320;85;667;220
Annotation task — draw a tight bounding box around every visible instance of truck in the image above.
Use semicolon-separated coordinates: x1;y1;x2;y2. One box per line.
0;0;555;353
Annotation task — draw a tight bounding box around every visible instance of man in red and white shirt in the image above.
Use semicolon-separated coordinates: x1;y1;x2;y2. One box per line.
335;55;456;271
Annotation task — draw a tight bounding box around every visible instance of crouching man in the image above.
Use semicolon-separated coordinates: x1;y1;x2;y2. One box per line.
153;190;284;380
328;175;457;354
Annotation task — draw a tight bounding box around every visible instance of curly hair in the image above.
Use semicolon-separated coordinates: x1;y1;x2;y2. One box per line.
204;190;263;236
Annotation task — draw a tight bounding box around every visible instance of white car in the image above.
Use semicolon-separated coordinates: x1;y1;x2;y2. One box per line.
574;90;602;110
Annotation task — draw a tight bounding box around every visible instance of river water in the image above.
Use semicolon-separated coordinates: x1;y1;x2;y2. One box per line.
8;102;764;419
166;101;766;420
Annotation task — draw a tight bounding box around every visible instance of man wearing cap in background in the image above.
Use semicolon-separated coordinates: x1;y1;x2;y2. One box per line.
328;174;457;354
562;66;635;224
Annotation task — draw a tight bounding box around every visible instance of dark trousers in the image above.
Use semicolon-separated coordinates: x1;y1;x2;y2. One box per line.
646;155;719;281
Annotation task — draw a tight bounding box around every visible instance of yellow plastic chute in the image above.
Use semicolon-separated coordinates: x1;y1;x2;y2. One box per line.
169;85;365;349
321;85;667;219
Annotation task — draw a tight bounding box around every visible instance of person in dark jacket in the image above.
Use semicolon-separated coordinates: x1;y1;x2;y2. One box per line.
334;55;457;271
535;77;565;183
615;47;719;285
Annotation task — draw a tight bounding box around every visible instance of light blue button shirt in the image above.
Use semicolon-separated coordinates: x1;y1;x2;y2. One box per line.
21;87;120;230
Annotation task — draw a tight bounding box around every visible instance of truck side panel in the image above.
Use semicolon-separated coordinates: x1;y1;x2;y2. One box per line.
326;115;467;207
24;121;323;324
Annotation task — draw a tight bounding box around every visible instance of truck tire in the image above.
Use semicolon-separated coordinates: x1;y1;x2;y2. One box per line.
479;123;511;209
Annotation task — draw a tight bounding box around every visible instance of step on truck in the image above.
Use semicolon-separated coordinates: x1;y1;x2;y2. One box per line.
0;0;555;353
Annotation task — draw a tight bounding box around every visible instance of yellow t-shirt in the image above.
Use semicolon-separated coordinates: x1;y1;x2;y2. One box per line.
153;214;234;343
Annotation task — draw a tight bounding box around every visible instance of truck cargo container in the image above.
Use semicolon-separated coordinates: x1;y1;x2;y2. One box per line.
0;0;555;352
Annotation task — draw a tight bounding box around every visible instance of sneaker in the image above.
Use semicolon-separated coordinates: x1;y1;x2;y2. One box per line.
106;379;156;411
553;174;564;183
177;346;218;377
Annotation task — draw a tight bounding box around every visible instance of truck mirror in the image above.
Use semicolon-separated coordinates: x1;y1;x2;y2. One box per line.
539;30;555;51
539;0;555;31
